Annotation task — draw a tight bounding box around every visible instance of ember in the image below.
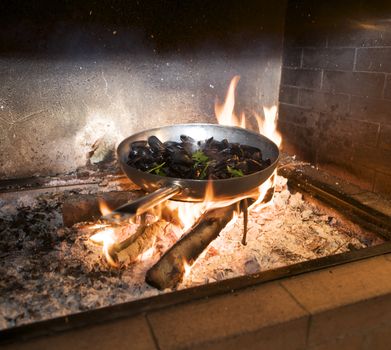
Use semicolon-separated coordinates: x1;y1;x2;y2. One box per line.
0;75;387;334
0;174;383;329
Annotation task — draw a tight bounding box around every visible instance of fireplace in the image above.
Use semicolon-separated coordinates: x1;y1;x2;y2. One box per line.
1;1;391;349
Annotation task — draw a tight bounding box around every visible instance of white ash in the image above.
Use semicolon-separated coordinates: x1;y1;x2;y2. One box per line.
0;176;383;330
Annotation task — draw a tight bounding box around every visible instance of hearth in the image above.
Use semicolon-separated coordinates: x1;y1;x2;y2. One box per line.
1;159;390;345
1;0;391;349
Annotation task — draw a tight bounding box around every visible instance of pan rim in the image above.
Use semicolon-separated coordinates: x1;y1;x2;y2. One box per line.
117;123;280;184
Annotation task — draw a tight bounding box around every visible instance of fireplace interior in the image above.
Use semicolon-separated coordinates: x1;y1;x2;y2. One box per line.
1;1;391;349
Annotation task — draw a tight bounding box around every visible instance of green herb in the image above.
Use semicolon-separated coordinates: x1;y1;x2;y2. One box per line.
199;162;210;180
192;150;210;179
227;166;244;177
192;150;209;166
147;162;166;176
155;168;166;177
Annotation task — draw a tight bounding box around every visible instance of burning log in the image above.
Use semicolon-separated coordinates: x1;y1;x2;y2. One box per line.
90;203;182;267
113;220;167;265
145;199;254;290
62;191;142;227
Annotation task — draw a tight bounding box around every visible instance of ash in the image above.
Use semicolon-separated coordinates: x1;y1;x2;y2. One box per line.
0;176;383;330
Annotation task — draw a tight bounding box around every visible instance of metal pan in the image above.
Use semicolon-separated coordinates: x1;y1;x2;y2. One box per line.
110;123;279;218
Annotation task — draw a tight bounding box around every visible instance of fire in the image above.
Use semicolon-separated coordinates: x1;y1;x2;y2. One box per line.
213;76;281;213
89;228;119;267
256;106;282;148
215;75;281;148
99;198;112;216
89;75;281;271
215;75;241;126
183;260;192;279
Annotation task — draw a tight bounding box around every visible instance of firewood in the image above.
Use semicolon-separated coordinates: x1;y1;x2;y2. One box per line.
145;199;253;290
62;191;142;226
109;220;167;265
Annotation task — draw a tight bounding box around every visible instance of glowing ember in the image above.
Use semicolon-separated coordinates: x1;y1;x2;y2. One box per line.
138;245;156;262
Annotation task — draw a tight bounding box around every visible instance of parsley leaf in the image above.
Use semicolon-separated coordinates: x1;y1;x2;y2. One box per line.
192;150;209;166
227;166;244;177
147;162;166;176
199;162;210;179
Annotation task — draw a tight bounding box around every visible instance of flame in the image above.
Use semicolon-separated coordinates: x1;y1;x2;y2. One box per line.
204;180;216;208
88;199;120;267
215;75;241;127
214;76;281;208
99;198;112;216
250;177;275;212
90;228;119;267
165;180;216;231
89;76;281;269
165;201;203;231
255;106;282;148
84;223;110;230
183;260;192;279
239;112;246;129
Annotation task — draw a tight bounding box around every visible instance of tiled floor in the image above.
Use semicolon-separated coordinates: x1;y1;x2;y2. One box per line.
5;254;391;350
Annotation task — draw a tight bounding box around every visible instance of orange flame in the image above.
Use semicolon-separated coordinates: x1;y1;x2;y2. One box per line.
214;75;281;209
89;199;119;267
168;80;282;259
183;260;192;279
255;106;281;148
90;76;281;269
204;180;215;208
99;198;112;216
166;179;216;232
90;228;119;267
215;75;241;127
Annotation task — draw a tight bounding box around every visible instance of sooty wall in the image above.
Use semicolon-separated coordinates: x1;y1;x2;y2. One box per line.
279;0;391;198
0;0;286;179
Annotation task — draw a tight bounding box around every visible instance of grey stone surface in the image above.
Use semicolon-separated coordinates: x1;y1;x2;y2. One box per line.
281;68;322;89
302;48;355;71
0;51;283;179
279;0;391;198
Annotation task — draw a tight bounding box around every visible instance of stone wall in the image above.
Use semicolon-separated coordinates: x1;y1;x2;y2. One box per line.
0;0;287;179
279;0;391;198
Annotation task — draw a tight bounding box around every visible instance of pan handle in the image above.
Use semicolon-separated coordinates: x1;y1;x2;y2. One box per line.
103;184;182;221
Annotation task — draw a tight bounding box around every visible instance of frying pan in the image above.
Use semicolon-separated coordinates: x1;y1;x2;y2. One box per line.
108;123;279;219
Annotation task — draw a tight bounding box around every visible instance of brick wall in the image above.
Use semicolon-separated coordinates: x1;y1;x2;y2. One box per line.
279;0;391;198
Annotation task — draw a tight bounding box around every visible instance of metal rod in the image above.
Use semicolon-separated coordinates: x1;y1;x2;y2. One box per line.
102;184;181;222
241;198;249;245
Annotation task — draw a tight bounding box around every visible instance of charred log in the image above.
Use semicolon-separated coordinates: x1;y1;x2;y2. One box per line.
108;203;181;264
110;220;167;264
146;199;254;290
62;191;142;227
108;220;167;265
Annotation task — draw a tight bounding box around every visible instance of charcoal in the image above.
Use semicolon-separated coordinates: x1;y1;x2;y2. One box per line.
127;134;271;180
